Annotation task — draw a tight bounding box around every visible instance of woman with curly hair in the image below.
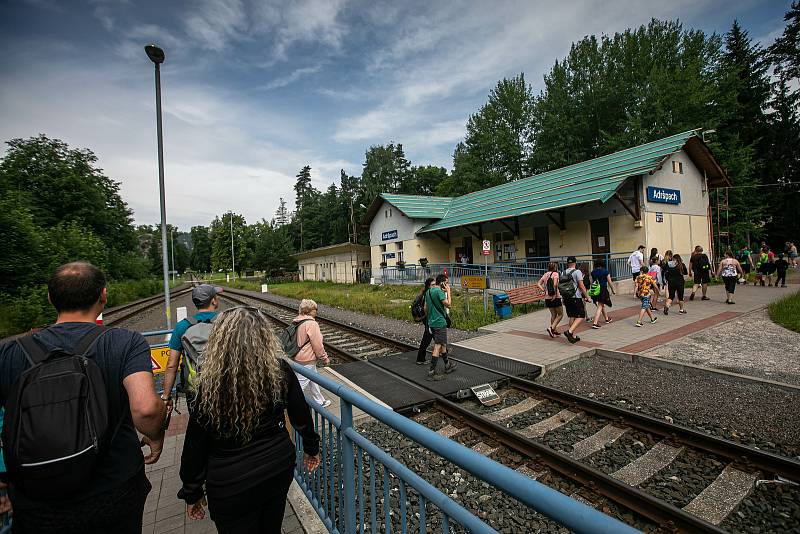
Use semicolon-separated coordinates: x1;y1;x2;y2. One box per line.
177;306;320;533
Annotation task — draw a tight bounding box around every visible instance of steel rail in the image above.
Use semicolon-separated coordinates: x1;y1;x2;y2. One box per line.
219;287;800;483
104;287;194;326
216;290;729;530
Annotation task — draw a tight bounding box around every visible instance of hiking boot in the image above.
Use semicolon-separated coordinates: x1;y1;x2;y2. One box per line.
444;361;457;374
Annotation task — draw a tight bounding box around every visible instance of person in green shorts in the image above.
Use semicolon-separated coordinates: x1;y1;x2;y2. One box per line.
424;274;457;380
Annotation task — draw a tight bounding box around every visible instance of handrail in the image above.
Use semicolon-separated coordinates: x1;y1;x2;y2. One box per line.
289;360;639;534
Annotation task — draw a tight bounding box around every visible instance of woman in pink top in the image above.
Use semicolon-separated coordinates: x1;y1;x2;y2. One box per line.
292;299;331;408
536;262;563;338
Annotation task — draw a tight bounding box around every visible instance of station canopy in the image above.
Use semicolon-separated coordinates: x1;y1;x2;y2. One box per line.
364;129;728;235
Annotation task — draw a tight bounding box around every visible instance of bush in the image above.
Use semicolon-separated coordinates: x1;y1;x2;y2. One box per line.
0;285;55;338
768;290;800;333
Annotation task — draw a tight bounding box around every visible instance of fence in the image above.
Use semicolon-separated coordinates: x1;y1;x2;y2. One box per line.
376;252;635;291
290;361;639;534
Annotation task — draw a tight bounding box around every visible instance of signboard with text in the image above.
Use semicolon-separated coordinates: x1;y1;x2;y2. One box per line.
482;240;491;256
655;212;664;223
381;229;398;241
471;383;501;406
647;186;681;205
461;275;488;290
150;346;173;374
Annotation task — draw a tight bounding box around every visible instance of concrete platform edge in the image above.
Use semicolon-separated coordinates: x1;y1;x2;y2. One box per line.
287;479;328;534
594;348;800;393
451;340;582;375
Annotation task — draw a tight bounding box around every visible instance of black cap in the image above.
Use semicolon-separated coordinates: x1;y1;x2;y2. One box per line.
566;256;577;263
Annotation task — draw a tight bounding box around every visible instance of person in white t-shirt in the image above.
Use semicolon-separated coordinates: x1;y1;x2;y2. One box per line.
628;245;646;294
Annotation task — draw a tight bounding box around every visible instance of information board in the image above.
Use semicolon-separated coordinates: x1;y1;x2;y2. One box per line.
150;346;171;374
461;275;488;289
381;229;398;241
482;240;491;256
647;186;681;205
470;383;501;406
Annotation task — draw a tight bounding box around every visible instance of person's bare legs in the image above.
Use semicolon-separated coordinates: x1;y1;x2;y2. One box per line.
637;307;647;324
701;283;708;298
568;316;581;335
592;304;605;326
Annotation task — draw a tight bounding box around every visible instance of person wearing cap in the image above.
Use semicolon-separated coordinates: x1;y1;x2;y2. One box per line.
561;256;591;344
162;284;223;413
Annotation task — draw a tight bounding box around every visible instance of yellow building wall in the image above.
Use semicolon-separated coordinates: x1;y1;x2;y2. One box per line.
548;220;590;256
689;215;712;256
609;215;646;253
298;251;369;283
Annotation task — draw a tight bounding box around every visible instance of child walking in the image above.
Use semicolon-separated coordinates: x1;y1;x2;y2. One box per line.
635;266;658;327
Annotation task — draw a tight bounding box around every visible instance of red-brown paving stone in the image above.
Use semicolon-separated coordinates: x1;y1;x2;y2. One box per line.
507;329;603;348
616;311;741;353
572;303;642;334
166;413;189;437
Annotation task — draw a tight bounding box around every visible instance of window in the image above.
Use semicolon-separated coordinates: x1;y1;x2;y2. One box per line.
672;161;683;174
679;162;683;174
396;241;403;250
380;244;386;252
389;208;393;217
397;251;404;262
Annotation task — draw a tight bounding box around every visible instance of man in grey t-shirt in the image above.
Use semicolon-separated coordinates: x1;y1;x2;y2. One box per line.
562;256;590;344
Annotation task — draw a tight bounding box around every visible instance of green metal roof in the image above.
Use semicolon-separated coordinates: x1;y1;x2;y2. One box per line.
418;130;700;233
378;193;454;219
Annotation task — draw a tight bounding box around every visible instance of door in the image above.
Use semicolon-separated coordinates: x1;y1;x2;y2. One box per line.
590;218;610;255
534;226;550;257
525;240;536;259
462;237;473;263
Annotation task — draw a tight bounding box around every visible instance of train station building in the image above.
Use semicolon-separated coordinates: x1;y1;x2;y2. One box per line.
294;242;371;283
364;130;729;268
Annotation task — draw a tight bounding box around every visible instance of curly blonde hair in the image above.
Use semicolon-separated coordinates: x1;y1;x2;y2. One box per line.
195;307;285;440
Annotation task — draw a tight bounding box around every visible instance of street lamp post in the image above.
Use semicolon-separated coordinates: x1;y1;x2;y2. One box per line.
170;229;175;283
145;43;171;329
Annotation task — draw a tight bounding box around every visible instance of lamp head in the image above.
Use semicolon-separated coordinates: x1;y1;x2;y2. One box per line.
144;44;165;64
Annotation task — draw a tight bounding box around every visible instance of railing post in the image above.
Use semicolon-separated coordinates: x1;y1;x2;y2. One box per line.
340;399;357;533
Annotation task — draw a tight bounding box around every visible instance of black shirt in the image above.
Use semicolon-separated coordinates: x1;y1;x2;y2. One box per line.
0;323;152;506
178;360;320;504
775;259;789;273
690;253;711;273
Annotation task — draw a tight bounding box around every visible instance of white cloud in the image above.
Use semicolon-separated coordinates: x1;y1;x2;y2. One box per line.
183;0;248;52
257;65;321;91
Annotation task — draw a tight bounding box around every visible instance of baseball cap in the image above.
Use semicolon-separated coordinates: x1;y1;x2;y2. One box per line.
566;256;577;263
192;284;223;307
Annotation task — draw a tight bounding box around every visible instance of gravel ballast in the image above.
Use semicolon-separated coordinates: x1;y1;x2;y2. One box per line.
538;356;800;459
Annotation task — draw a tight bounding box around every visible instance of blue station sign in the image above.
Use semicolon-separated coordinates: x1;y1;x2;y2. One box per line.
381;229;398;241
647;186;681;205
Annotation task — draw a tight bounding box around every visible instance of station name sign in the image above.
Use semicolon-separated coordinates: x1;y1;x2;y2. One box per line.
647;186;681;205
381;229;398;241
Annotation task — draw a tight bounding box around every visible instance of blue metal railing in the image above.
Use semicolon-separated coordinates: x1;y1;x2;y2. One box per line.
378;251;635;291
289;361;640;534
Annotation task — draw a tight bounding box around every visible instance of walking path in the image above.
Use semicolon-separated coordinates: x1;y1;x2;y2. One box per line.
453;281;799;381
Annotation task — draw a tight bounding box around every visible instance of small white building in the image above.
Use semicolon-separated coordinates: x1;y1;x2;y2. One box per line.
294;243;371;284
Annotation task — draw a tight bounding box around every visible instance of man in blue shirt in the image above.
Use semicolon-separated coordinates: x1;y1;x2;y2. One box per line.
161;284;222;412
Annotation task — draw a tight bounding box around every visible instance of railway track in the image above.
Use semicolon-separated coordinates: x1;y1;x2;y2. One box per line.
102;286;193;326
218;287;800;532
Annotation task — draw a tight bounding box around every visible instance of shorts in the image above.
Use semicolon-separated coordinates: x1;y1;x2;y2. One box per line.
791;252;798;259
722;275;738;294
693;271;711;284
564;298;586;318
631;273;639;283
741;263;751;274
667;281;685;302
640;296;651;309
591;286;612;307
431;327;448;346
545;297;563;308
758;263;776;275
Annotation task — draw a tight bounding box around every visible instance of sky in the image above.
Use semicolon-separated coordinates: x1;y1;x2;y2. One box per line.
0;0;791;230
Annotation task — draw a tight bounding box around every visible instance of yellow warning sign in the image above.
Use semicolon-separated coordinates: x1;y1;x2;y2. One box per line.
150;346;171;374
461;275;488;290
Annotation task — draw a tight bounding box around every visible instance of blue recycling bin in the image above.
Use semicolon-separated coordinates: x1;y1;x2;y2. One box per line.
492;293;512;318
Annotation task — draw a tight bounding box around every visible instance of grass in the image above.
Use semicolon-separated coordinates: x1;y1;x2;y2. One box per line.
768;289;800;333
223;280;538;331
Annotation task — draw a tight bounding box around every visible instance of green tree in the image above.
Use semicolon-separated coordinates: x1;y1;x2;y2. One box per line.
0;192;47;293
209;213;249;275
189;225;212;272
769;1;800;82
400;165;448;196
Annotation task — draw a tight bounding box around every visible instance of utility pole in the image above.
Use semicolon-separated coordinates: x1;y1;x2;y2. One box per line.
170;229;175;282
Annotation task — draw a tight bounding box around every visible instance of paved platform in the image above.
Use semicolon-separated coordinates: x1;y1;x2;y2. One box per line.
454;282;794;374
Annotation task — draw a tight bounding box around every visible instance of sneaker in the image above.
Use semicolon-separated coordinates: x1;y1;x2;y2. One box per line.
663;306;669;315
635;322;643;327
605;318;613;324
444;361;457;374
689;292;695;301
701;296;710;301
591;324;601;329
426;373;445;382
650;317;658;324
585;317;593;322
679;309;687;314
321;399;332;408
564;331;578;344
728;301;735;305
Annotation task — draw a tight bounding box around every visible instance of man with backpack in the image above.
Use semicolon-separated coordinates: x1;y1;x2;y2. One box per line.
424;274;456;380
0;262;166;533
413;278;436;365
559;256;591;344
162;283;223;411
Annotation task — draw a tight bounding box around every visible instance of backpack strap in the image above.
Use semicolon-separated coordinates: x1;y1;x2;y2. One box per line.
294;319;313;348
16;335;49;367
73;325;108;356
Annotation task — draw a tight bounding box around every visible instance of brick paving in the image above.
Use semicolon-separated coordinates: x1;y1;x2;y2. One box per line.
453;282;794;373
141;399;308;534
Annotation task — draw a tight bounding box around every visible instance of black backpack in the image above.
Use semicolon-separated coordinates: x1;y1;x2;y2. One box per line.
2;326;114;499
279;319;312;358
545;272;556;297
558;268;578;299
411;289;428;322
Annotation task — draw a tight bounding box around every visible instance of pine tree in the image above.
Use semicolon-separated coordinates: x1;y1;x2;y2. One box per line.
294;165;313;211
275;197;289;226
769;1;800;82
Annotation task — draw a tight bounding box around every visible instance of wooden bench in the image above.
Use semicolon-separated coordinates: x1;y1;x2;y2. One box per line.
506;284;547;305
